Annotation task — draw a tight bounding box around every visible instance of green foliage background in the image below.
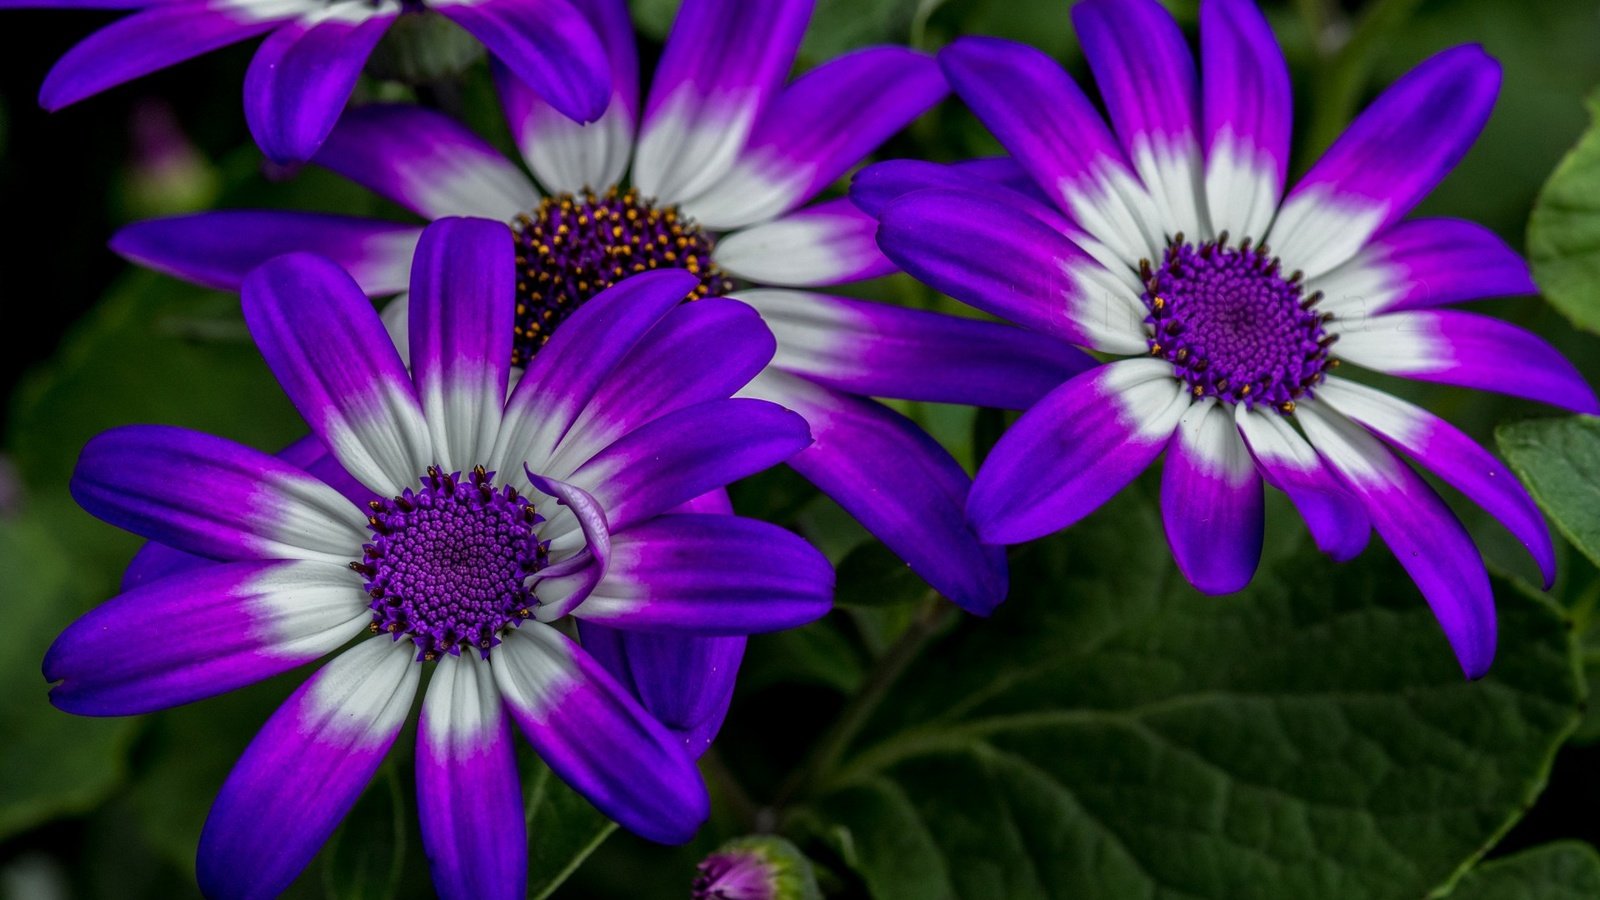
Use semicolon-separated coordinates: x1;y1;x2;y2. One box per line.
4;0;1600;897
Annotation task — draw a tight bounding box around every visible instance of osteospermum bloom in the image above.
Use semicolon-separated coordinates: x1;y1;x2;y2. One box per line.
4;0;614;162
47;218;833;899
862;0;1598;677
116;0;1092;616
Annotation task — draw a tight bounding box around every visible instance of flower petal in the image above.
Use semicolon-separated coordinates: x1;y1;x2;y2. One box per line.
526;475;611;621
970;358;1190;545
745;369;1008;615
435;0;610;124
112;211;420;295
39;3;297;110
545;297;776;474
566;398;812;531
417;653;525;900
492;269;701;485
408;218;515;472
494;0;637;192
1310;218;1537;317
122;541;212;590
492;626;709;843
45;560;368;716
1318;376;1555;587
851;157;1063;223
242;253;434;495
633;0;811;204
713;198;896;286
1271;45;1501;278
573;514;832;633
1160;399;1264;594
1200;0;1291;239
1331;309;1600;414
71;424;366;563
938;35;1161;265
1234;407;1369;561
315;104;538;220
737;288;1094;410
577;623;743;757
680;47;947;229
243;8;396;163
875;188;1149;354
120;432;374;590
197;638;421;898
1073;0;1205;240
1296;401;1495;678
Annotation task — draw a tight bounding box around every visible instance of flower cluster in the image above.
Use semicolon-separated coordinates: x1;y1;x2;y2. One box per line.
860;0;1594;678
10;0;1591;895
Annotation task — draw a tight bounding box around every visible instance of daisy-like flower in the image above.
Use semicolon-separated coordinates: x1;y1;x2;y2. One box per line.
860;0;1598;678
115;2;1089;618
3;0;614;162
47;218;834;899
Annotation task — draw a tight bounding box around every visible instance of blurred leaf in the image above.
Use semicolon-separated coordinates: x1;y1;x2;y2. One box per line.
323;765;407;900
629;0;949;57
1448;843;1600;899
1528;89;1600;336
366;14;485;85
1497;416;1600;571
125;673;302;871
792;489;1582;900
525;754;618;900
6;269;305;491
1378;0;1600;240
628;0;678;41
802;0;946;58
0;516;139;840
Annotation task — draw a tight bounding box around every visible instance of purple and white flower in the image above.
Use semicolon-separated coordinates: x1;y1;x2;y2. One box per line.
47;218;834;899
861;0;1598;678
5;0;614;162
114;0;1091;618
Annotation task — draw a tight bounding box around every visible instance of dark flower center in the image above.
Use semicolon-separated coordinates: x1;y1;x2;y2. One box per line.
509;187;731;366
1142;234;1335;413
354;466;547;661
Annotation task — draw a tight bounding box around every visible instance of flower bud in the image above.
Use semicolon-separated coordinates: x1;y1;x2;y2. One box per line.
691;836;820;900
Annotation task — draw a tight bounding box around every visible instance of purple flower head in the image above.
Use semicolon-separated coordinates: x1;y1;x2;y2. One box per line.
859;0;1599;679
110;0;1097;745
6;0;616;162
47;217;835;899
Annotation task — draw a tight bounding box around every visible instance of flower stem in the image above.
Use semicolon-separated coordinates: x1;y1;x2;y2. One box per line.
771;593;955;810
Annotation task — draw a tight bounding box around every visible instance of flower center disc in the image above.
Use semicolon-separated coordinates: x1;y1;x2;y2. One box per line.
509;187;731;366
356;466;546;661
1142;236;1334;412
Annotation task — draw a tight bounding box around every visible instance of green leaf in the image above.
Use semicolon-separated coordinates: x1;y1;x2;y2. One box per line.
525;752;619;900
1529;89;1600;335
792;490;1583;900
0;516;139;839
1496;416;1600;571
1448;843;1600;899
